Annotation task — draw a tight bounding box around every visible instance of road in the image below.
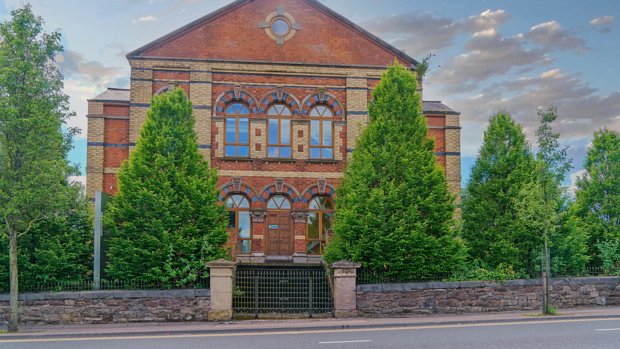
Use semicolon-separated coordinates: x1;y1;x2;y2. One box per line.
1;317;619;349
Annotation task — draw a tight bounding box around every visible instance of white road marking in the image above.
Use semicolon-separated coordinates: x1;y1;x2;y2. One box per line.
319;340;371;344
596;328;620;331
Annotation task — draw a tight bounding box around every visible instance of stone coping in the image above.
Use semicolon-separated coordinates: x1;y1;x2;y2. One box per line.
0;288;210;302
357;277;620;293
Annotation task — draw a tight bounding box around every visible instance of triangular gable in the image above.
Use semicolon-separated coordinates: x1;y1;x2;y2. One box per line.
127;0;418;67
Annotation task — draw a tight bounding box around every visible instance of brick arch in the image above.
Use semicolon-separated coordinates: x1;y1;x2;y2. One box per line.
259;183;301;204
154;85;170;96
218;182;261;204
257;90;302;115
301;92;344;117
300;184;336;204
214;90;259;115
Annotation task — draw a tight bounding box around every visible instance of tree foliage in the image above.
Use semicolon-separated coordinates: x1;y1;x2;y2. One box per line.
0;5;84;332
573;129;620;265
461;111;537;271
324;62;466;280
104;88;228;285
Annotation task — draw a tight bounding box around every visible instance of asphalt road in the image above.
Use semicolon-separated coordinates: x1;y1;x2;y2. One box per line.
1;318;620;349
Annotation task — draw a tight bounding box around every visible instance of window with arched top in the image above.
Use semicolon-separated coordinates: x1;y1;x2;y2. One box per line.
309;105;334;160
267;104;292;158
267;195;292;209
307;196;334;255
224;103;250;157
226;194;251;254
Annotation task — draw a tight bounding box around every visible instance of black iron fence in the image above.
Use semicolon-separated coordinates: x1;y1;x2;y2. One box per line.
233;265;333;317
0;277;210;294
357;266;620;285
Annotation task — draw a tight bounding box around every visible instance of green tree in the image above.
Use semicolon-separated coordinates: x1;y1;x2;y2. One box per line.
104;88;228;285
573;129;620;265
461;111;537;271
0;5;78;332
324;62;466;280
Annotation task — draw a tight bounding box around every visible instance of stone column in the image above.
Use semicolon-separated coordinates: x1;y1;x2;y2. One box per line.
331;260;361;318
206;259;236;321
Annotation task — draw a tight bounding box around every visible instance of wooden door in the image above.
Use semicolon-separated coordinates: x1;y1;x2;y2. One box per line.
267;212;293;256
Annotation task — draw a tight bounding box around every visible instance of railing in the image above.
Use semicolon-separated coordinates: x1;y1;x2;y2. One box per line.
0;277;210;294
233;265;333;317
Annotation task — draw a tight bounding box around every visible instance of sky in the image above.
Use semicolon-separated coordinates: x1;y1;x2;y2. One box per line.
1;0;618;191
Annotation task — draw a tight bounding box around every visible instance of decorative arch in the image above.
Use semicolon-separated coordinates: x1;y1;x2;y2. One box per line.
218;181;261;203
301;183;336;204
154;85;171;96
259;181;301;203
258;89;301;115
301;92;343;117
214;89;259;114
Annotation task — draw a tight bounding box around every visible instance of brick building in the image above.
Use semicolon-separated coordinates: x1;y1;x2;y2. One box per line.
86;0;461;263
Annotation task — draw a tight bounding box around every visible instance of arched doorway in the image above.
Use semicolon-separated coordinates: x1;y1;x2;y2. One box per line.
266;195;293;256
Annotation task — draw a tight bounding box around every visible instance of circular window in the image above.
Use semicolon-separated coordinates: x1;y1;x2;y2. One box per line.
271;18;290;37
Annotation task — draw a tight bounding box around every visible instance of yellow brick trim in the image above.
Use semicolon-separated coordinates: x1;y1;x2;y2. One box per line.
218;170;344;179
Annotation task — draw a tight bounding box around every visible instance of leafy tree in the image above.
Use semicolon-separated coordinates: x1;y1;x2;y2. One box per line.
0;5;79;332
0;185;92;292
573;129;620;265
324;62;466;280
104;88;228;285
461;111;537;271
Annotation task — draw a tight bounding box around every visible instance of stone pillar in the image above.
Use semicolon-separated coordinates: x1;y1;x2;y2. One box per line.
331;260;361;318
206;259;236;321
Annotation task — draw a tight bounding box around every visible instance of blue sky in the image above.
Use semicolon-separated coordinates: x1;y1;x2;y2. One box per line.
1;0;618;190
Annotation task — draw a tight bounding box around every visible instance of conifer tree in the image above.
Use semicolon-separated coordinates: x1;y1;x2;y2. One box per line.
573;129;620;265
104;88;228;285
324;62;466;280
461;112;537;271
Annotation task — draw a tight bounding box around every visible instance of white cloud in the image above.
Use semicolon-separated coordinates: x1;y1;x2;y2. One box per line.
69;175;87;191
526;21;587;52
568;169;587;196
590;16;616;26
133;15;157;23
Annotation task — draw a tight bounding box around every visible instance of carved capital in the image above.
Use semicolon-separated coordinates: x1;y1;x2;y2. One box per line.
250;209;267;223
291;210;309;223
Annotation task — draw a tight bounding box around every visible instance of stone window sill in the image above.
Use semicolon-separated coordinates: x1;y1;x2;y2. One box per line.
219;157;254;162
305;159;339;164
264;158;298;163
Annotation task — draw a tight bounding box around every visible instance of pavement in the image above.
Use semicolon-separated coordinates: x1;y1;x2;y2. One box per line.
1;306;620;340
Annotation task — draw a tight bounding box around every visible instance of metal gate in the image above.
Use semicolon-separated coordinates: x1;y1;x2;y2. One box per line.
233;265;333;318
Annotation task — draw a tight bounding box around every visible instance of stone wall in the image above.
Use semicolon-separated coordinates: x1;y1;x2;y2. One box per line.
357;277;620;315
0;289;210;325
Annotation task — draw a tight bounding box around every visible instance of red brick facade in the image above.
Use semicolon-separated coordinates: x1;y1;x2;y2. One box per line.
87;0;461;262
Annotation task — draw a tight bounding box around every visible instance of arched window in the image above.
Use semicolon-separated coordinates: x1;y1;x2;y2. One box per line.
309;105;334;159
226;195;251;254
267;104;292;158
224;103;250;157
267;195;292;209
307;196;334;255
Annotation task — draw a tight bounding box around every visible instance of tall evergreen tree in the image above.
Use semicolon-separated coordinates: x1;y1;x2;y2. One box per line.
573;129;620;265
104;88;228;285
324;62;466;280
0;5;80;332
461;112;537;271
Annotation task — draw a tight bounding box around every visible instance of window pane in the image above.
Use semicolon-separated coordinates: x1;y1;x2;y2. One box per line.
238;196;250;208
323;212;334;235
280;107;291;116
310;120;320;146
225;118;236;143
226;104;237;114
238;146;249;157
225;146;236;157
323;121;333;146
239;105;249;115
307;213;319;239
322;148;333;159
238;212;251;238
309;197;320;210
268;119;278;145
268;146;278;158
227;211;236;229
310;148;321;159
310;107;320;117
238;118;249;144
267;107;278;116
238;240;251;254
323;108;333;117
280;147;291;158
307;241;321;255
280;119;290;144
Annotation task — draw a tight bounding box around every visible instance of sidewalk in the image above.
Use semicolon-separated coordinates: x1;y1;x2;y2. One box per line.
2;306;620;340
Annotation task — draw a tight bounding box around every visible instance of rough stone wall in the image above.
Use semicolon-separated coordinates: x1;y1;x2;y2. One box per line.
0;289;210;325
357;277;620;315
